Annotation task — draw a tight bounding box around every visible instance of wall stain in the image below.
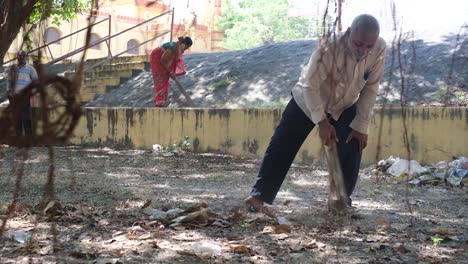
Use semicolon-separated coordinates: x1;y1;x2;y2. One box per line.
422;108;430;120
448;108;462;120
193;137;200;152
410;133;418;153
194;109;204;130
135;108;146;126
104;135;134;148
208;109;230;119
301;150;314;164
243;139;259;154
107;109;117;137
169;109;175;125
411;108;419;120
85;109;94;135
430;109;440;120
221;139;234;152
247;109;260;118
180;109;188;132
206;146;216;153
465;108;468;124
272;109;282;124
125;108;134;128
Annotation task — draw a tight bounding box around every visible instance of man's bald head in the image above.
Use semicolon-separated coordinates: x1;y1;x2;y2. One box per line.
350;14;380;38
347;14;380;61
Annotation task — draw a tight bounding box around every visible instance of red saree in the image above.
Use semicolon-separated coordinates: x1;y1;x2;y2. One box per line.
150;46;186;107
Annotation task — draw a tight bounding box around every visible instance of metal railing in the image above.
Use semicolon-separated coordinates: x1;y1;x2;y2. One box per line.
2;8;174;69
83;31;170;72
2;16;111;66
83;9;174;72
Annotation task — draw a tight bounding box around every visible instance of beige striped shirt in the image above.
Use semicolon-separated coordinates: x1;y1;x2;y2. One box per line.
292;32;386;134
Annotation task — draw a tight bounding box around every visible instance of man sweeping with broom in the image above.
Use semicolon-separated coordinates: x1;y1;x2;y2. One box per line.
245;14;386;216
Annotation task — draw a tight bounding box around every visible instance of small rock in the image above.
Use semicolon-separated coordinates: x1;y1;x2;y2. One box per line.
391;223;410;231
392;242;409;253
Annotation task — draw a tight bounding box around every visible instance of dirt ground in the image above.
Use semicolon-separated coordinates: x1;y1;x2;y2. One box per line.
0;146;467;263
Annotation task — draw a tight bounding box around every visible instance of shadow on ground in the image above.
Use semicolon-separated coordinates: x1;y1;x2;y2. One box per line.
0;146;466;263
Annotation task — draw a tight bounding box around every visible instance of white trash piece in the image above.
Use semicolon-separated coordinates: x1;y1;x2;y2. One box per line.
7;230;31;244
152;144;163;152
387;159;427;177
449;157;468;170
192;241;222;257
162;152;174;157
433;158;468;183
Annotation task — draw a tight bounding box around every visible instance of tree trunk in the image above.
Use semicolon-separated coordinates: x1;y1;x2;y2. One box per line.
337;0;342;33
0;0;39;66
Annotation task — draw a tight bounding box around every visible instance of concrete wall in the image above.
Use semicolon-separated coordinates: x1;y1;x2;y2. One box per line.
71;107;468;165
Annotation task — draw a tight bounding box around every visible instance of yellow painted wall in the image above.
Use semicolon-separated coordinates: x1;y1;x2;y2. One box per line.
70;107;468;165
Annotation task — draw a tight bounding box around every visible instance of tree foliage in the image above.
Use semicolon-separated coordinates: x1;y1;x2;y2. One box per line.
29;0;91;26
0;0;92;65
216;0;311;50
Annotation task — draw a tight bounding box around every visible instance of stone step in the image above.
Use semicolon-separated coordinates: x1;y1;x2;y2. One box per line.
84;68;143;79
81;84;119;93
81;85;107;94
80;92;97;102
83;77;122;87
92;61;149;72
86;55;149;65
66;68;144;79
81;93;107;103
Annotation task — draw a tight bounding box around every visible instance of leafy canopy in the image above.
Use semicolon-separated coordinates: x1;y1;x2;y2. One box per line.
30;0;92;26
216;0;311;50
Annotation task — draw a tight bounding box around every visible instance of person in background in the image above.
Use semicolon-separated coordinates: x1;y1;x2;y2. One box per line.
150;36;193;107
244;14;387;216
7;50;38;136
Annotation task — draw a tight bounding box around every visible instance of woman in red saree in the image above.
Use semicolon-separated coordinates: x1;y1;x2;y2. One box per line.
150;36;193;107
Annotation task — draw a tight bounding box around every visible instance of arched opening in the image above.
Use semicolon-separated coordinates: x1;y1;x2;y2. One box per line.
127;39;140;55
90;33;101;50
44;27;61;44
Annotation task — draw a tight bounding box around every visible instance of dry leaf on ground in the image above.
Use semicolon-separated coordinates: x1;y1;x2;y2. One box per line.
229;244;254;255
273;224;291;234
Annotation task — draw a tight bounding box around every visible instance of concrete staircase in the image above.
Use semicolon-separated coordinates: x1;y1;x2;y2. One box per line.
66;55;150;103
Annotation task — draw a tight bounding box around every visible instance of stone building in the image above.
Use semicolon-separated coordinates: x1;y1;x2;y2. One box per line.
4;0;225;64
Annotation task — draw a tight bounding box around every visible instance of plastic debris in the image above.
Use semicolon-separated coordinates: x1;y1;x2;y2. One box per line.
377;156;398;172
191;241;222;258
446;157;468;186
383;156;468;187
447;169;468;186
276;216;291;226
409;174;440;186
425;157;468;186
162;152;175;157
4;230;32;244
152;144;163;152
387;159;428;177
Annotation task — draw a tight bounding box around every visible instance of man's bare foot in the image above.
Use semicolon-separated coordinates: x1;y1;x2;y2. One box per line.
244;196;275;218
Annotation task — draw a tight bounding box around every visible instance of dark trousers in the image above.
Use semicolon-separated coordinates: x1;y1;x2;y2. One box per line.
250;98;362;205
16;100;33;136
